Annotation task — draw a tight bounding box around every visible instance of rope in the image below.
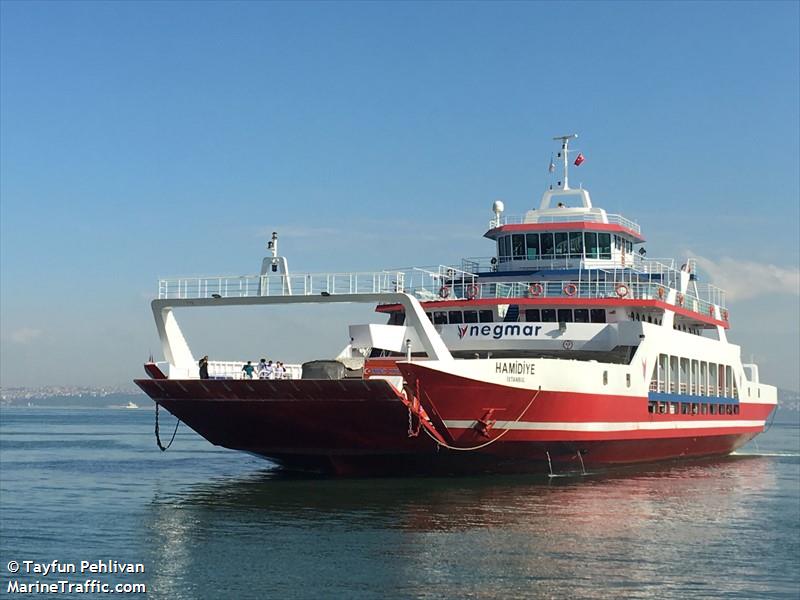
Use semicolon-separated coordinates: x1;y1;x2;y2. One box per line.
420;386;542;452
763;403;778;434
155;402;180;451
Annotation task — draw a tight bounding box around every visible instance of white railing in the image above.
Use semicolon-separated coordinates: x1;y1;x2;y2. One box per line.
209;360;302;380
491;212;641;234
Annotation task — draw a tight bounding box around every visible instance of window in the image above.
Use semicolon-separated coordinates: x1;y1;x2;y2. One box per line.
603;371;608;385
709;363;718;396
540;233;555;259
557;309;573;323
733;405;740;415
512;234;526;260
569;232;584;257
388;312;405;325
626;374;631;388
584;232;599;259
691;403;699;415
670;355;679;393
574;309;589;323
710;404;717;415
463;310;478;323
479;310;493;323
500;236;511;262
700;403;708;415
681;403;689;415
648;401;656;413
700;362;707;396
433;312;448;325
526;234;540;259
590;309;606;323
425;312;433;322
554;232;569;256
525;309;541;322
725;365;733;398
541;309;557;322
599;233;612;259
448;311;463;324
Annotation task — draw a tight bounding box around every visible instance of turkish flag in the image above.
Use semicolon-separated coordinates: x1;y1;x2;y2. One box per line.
574;153;585;166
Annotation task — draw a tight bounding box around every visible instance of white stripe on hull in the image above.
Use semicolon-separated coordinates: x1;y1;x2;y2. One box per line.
442;419;765;432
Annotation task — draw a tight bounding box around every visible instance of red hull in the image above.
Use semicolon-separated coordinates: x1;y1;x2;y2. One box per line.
135;376;771;476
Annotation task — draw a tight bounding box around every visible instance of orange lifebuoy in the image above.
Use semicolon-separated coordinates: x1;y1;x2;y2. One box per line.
615;283;629;298
466;284;479;300
529;282;544;297
439;286;450;299
657;286;665;300
722;309;729;321
708;305;715;316
563;283;577;297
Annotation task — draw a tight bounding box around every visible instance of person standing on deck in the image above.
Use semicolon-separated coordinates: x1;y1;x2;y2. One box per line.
257;358;270;379
241;361;255;379
199;355;210;379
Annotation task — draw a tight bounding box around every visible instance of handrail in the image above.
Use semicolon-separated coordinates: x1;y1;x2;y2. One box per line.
491;212;641;234
158;272;724;319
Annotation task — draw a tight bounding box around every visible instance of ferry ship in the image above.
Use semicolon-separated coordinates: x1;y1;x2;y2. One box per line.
135;135;777;475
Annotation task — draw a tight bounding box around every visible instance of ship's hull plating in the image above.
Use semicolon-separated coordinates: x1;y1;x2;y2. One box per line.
134;377;772;476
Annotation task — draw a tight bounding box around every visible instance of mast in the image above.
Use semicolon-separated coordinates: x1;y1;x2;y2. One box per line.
552;133;577;190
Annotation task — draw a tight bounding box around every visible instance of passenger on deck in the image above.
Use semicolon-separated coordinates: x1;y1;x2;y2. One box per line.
276;362;286;379
199;355;209;379
242;361;255;379
257;358;270;379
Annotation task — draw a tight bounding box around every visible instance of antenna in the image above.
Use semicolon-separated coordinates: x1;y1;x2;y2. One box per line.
552;134;578;190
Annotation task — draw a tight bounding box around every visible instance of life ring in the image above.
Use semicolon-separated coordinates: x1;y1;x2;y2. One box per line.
708;305;715;316
529;282;544;297
466;284;479;300
439;285;450;299
676;293;684;307
615;283;629;298
722;309;729;321
563;283;577;297
657;286;665;300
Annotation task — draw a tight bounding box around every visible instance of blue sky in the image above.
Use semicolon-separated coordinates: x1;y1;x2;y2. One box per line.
1;1;798;390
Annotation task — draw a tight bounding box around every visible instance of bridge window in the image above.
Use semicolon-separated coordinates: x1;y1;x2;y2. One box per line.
499;236;511;262
512;234;526;260
554;232;569;257
599;233;612;259
448;311;463;324
526;234;540;259
569;232;584;257
463;310;478;323
590;309;606;323
525;309;541;322
584;232;599;258
557;309;573;323
541;309;556;322
388;312;405;326
479;310;494;323
540;233;554;259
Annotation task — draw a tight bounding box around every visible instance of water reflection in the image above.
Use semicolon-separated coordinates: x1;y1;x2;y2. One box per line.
143;456;792;599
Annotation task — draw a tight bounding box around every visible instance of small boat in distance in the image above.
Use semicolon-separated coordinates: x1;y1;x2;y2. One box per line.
125;401;139;409
135;135;777;476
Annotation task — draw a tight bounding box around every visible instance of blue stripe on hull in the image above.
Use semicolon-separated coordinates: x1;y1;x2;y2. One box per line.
648;392;739;405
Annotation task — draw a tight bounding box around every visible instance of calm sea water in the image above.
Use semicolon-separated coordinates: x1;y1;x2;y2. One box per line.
1;404;798;599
